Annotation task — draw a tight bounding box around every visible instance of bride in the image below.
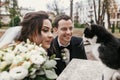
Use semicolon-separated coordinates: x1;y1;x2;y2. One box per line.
0;11;58;80
0;11;53;49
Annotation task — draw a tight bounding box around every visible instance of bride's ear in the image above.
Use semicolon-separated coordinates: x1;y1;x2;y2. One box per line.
52;27;58;37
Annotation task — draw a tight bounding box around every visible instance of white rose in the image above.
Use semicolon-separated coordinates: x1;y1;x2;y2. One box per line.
36;47;47;55
5;47;13;52
22;61;32;69
13;55;24;64
24;52;31;59
30;54;45;65
0;51;5;60
27;44;34;50
0;61;8;71
15;43;28;53
0;71;14;80
0;50;5;54
0;53;3;60
29;50;39;55
3;53;15;64
18;46;28;53
9;66;28;80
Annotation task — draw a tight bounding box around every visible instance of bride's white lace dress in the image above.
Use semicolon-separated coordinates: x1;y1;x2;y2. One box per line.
0;26;22;48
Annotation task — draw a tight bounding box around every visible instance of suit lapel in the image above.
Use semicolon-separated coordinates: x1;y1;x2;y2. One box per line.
53;37;66;73
53;37;62;58
70;37;81;60
70;39;75;60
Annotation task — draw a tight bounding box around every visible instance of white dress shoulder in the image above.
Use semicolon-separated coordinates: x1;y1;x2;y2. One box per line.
0;26;22;48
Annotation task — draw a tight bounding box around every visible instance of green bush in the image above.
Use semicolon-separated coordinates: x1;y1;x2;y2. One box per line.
0;21;2;28
111;24;115;33
9;16;21;27
74;22;85;28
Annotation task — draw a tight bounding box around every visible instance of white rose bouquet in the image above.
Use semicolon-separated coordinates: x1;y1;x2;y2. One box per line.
0;39;57;80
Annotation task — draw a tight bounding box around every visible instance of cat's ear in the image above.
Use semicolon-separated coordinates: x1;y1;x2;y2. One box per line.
85;23;91;30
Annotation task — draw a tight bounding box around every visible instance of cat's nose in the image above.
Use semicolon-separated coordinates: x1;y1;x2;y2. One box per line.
84;40;91;46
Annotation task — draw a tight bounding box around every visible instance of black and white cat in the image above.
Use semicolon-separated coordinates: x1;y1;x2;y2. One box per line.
83;24;120;80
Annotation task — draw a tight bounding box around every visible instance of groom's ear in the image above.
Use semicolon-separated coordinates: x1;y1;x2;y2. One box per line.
53;27;58;33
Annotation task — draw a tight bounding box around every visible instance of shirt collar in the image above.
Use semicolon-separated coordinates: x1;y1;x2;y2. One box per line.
57;37;70;47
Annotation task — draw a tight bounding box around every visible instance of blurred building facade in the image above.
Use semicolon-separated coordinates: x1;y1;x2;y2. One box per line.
0;1;35;25
73;0;120;28
0;1;11;25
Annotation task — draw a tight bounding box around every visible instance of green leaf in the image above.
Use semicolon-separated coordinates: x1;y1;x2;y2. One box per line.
34;76;46;80
43;60;57;69
49;54;56;59
45;70;58;79
24;76;47;80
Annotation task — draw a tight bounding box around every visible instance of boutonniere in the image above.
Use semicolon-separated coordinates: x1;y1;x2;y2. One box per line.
61;51;67;60
61;48;70;64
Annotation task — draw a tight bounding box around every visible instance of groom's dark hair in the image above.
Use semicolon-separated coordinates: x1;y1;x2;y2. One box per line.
18;11;50;42
53;14;72;28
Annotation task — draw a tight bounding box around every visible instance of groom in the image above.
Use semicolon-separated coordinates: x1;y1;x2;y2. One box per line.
47;14;87;75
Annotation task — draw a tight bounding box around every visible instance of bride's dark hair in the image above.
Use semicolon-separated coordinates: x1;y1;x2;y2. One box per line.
18;11;50;42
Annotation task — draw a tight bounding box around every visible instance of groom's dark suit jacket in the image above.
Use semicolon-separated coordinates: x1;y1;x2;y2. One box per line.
47;36;87;75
